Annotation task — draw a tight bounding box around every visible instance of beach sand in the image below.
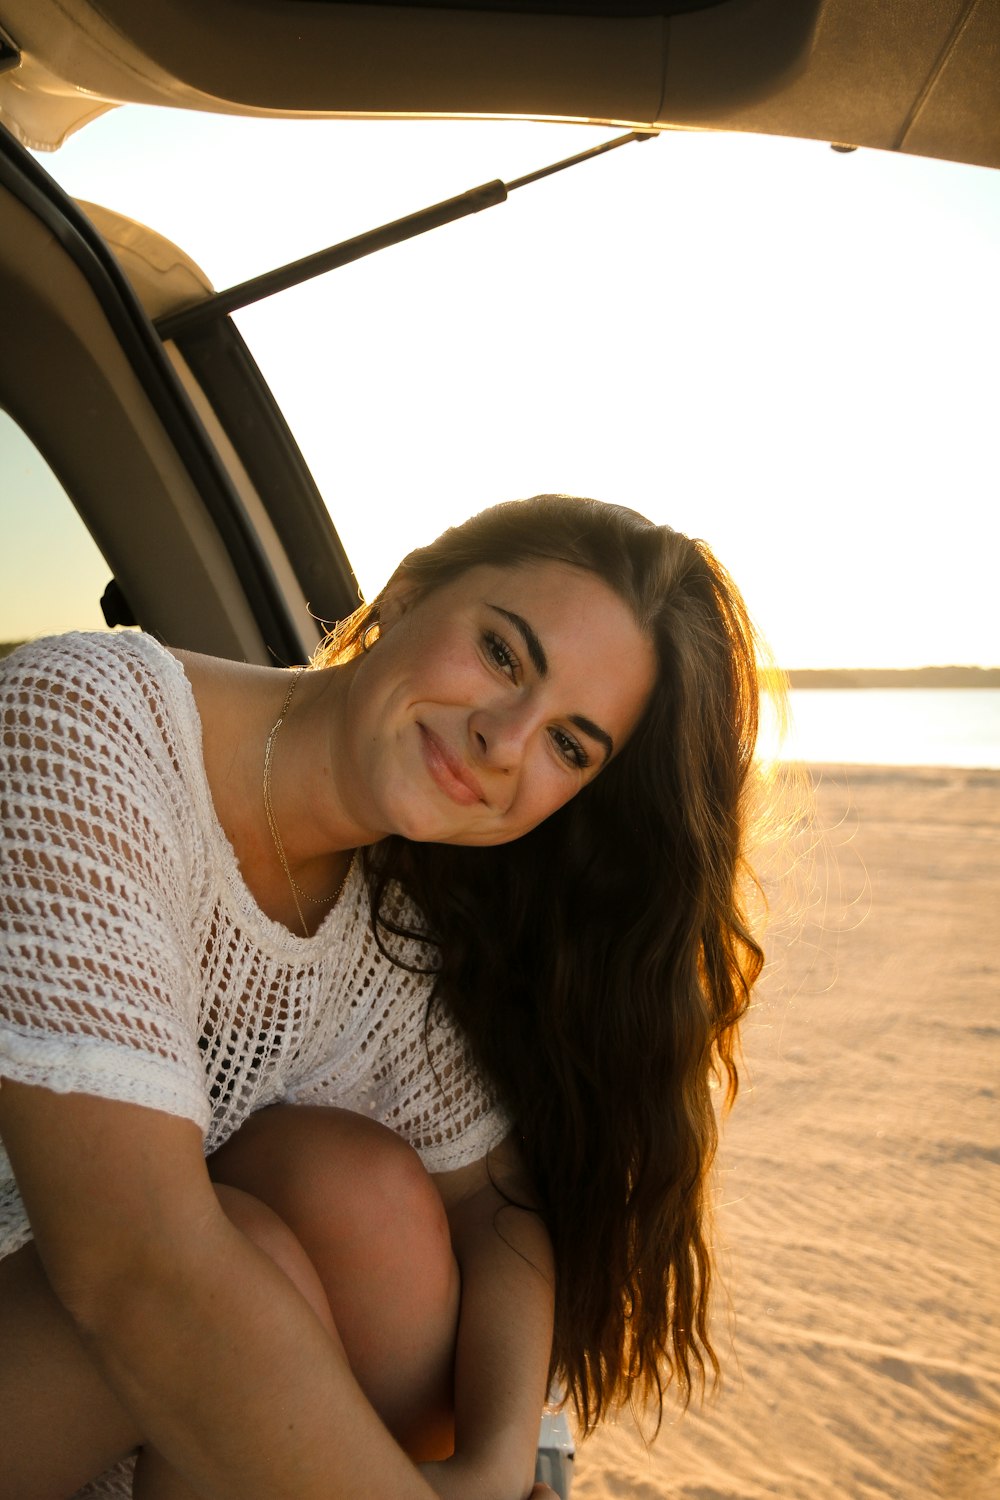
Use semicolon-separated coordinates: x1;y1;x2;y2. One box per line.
572;764;1000;1500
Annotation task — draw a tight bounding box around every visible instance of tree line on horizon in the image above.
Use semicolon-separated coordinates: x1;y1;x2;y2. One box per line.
785;666;1000;689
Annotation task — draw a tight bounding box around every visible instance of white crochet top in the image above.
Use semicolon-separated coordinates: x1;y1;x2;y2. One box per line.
0;631;509;1266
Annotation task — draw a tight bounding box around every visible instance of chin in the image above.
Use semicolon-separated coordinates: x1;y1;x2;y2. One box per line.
439;823;534;849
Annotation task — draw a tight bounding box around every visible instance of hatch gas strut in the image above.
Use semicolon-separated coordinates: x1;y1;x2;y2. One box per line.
154;129;655;342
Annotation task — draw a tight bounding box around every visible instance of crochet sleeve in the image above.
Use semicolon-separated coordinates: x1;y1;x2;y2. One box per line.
0;636;209;1131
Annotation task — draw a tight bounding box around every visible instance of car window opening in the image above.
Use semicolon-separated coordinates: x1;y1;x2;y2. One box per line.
155;129;657;342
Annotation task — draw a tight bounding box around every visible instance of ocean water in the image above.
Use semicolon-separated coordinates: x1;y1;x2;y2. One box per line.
758;689;1000;769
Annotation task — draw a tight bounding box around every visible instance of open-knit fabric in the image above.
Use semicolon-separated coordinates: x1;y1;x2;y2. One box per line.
0;630;509;1268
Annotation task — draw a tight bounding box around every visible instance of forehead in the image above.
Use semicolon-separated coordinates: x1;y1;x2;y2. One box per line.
464;558;620;616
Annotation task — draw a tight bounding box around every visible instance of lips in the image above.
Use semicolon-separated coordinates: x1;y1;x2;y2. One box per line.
418;724;486;807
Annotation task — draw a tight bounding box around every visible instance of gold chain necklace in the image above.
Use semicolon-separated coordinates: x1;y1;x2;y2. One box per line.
262;668;353;937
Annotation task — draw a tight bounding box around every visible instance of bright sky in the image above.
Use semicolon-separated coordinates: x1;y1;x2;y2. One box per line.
10;107;1000;667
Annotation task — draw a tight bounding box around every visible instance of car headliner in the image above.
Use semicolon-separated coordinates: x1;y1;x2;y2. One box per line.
0;0;997;170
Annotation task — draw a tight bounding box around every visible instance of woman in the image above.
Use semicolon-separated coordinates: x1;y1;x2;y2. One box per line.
0;494;764;1500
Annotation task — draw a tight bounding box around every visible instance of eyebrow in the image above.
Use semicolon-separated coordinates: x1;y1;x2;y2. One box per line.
489;604;548;676
570;715;614;763
487;603;615;763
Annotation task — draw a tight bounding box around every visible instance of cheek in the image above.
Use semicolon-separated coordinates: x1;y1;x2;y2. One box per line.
516;759;583;825
401;624;479;698
470;768;572;846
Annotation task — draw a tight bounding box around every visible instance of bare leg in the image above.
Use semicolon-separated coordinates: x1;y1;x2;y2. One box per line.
136;1107;460;1499
0;1237;140;1499
132;1182;344;1500
0;1184;331;1500
207;1106;460;1458
1;1109;459;1499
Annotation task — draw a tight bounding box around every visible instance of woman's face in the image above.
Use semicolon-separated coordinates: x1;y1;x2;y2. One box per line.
339;559;656;846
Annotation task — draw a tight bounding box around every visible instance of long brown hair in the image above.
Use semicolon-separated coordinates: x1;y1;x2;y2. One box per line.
317;495;764;1432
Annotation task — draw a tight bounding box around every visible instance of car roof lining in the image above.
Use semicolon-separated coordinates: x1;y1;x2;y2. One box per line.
1;0;996;169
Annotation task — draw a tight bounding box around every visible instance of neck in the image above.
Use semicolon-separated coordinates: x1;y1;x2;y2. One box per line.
259;661;380;866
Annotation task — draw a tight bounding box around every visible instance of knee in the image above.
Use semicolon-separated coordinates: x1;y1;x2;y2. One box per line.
302;1113;450;1269
210;1107;451;1271
334;1117;449;1251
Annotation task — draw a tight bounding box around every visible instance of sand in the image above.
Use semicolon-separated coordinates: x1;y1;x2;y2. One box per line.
572;765;1000;1500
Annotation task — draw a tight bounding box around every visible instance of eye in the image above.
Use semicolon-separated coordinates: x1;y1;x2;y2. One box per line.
483;630;519;681
549;726;589;770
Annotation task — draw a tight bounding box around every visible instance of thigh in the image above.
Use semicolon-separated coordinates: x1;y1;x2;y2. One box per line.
0;1184;334;1500
0;1239;139;1500
210;1106;461;1459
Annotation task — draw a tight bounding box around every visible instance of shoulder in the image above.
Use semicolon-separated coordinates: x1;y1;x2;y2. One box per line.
1;630;187;735
0;631;202;834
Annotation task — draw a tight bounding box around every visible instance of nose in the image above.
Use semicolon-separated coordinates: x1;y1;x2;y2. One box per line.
469;703;535;772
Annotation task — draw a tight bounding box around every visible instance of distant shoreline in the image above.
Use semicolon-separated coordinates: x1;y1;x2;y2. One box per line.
784;666;1000;689
2;640;998;689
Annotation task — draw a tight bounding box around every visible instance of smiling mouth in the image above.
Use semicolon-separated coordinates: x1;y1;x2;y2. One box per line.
418;725;487;807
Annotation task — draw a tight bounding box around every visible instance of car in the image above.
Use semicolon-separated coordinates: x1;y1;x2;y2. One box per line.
3;1;998;168
0;3;997;1495
1;0;997;668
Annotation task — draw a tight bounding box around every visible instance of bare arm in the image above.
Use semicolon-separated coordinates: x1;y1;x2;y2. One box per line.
424;1138;557;1500
0;1081;441;1500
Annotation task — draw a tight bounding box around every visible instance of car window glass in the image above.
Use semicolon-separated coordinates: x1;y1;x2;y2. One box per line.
0;408;115;652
